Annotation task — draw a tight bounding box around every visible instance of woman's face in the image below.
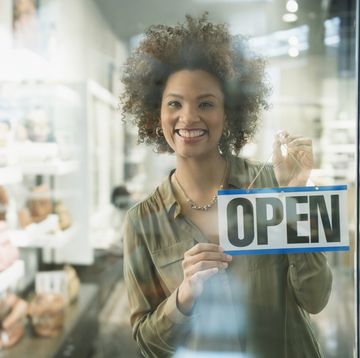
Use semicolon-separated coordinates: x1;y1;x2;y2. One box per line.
160;69;225;160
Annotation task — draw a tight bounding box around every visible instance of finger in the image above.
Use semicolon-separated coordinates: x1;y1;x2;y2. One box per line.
186;243;223;256
190;260;228;275
287;137;312;146
287;145;313;154
272;135;283;164
190;251;232;264
183;252;232;272
276;130;289;142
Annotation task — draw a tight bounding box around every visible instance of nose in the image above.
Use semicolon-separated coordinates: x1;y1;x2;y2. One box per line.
179;104;199;125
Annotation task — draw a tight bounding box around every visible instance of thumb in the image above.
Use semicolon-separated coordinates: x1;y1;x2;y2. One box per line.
272;134;283;166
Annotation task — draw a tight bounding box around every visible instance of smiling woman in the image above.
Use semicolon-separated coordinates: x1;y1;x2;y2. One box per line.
120;13;332;358
160;69;225;160
120;14;270;155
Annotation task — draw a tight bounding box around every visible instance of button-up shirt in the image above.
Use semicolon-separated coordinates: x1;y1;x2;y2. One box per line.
123;155;332;358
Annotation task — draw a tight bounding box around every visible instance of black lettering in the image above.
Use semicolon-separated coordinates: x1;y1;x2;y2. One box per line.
256;197;283;245
310;195;340;243
227;198;254;247
286;196;309;244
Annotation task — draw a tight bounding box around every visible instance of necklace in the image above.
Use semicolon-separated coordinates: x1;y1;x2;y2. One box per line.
174;161;228;211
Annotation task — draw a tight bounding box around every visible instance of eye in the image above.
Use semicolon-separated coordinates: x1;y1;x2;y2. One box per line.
168;100;181;109
199;101;214;109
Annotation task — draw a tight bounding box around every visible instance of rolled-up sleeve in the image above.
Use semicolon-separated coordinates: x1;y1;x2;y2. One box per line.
123;210;192;358
287;252;332;314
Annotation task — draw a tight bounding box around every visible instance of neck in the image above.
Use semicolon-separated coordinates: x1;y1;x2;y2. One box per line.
174;153;227;205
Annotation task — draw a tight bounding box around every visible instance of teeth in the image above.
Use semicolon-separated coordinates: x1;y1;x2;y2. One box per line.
177;129;206;138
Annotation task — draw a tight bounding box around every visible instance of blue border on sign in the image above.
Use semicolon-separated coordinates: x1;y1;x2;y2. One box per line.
218;185;347;196
224;246;350;256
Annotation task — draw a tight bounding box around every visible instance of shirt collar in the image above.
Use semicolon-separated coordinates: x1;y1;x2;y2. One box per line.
157;154;249;218
157;169;181;219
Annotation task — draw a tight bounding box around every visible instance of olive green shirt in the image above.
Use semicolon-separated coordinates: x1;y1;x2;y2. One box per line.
123;155;332;358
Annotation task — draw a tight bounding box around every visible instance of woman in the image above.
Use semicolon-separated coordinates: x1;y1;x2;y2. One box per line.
121;14;332;358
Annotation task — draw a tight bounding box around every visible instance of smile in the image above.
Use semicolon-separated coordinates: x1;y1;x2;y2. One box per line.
174;129;207;138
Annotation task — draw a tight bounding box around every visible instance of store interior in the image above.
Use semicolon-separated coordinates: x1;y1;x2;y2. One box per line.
0;0;357;357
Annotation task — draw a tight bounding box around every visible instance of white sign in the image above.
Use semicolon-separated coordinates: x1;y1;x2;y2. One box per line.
218;185;349;255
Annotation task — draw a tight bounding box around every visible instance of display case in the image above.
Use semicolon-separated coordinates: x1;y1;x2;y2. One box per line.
0;81;92;265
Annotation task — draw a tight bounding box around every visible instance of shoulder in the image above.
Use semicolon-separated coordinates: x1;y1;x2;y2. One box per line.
229;154;278;188
126;187;163;224
125;174;173;232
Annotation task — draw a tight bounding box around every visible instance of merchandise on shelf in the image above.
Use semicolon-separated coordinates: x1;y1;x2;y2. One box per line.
0;120;11;168
28;293;65;337
53;201;72;231
27;184;52;223
0;186;8;221
16;184;72;237
64;265;80;304
0;293;28;349
24;108;54;143
0;222;19;272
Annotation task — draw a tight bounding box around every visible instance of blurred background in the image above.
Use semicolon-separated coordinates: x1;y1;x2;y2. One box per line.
0;0;357;357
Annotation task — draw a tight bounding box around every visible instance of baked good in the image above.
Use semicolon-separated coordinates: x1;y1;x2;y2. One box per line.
28;293;65;337
26;184;52;223
0;296;27;349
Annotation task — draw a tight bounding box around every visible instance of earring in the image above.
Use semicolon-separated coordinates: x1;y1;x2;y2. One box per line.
223;128;231;139
155;127;163;137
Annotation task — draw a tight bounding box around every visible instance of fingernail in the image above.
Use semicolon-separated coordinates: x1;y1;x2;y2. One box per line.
226;255;232;261
222;262;228;269
219;247;224;252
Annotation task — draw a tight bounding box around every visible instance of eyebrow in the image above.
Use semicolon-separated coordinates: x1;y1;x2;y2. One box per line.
165;93;218;99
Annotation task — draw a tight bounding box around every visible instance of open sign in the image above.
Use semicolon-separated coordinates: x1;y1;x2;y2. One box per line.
218;185;349;255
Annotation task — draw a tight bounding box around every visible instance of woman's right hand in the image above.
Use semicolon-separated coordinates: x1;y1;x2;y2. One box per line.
177;243;232;315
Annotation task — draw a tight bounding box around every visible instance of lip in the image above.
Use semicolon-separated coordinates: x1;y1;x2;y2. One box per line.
174;128;208;144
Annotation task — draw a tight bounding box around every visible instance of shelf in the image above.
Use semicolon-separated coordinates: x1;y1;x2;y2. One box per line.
0;260;25;292
2;284;99;358
9;226;76;249
15;142;59;159
325;144;356;154
325;120;356;129
21;160;79;176
0;166;22;185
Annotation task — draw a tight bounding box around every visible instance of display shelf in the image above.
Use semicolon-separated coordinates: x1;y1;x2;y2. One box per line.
325;120;356;129
2;284;99;358
15;142;60;159
326;144;356;153
9;226;76;249
0;260;25;292
21;160;79;176
0;166;22;185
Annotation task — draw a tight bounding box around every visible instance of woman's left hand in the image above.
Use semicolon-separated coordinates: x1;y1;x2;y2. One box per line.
272;130;313;187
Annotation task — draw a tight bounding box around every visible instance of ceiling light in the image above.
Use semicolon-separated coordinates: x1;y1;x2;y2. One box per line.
288;47;299;57
288;36;299;45
286;0;298;13
282;13;298;23
195;0;272;3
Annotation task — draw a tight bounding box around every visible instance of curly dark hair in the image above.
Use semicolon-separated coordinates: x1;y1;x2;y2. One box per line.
120;13;271;154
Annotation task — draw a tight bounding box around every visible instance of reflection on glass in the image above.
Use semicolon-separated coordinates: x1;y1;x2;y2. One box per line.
120;1;358;354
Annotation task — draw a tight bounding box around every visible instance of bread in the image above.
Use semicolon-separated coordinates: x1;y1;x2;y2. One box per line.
0;295;27;349
28;293;65;337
